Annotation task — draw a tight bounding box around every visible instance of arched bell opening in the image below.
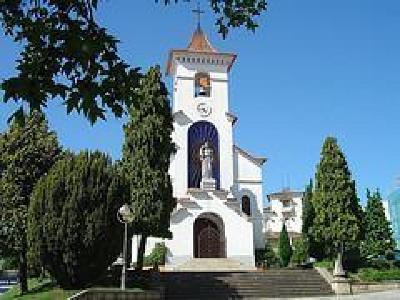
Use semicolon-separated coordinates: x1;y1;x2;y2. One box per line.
194;72;211;97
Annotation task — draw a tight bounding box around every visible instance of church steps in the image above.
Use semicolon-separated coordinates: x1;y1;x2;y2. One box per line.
161;269;334;299
173;258;253;271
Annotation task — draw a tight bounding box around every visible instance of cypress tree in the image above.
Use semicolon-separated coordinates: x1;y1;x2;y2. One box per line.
278;223;292;267
0;111;61;294
122;66;176;270
302;179;323;259
311;137;363;265
302;179;314;235
28;151;126;288
361;189;395;258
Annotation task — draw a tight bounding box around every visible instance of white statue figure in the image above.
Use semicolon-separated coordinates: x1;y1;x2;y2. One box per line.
199;141;216;190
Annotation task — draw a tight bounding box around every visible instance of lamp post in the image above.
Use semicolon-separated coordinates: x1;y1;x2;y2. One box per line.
117;204;134;290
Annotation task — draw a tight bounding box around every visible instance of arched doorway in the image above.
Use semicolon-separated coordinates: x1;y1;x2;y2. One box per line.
193;213;225;258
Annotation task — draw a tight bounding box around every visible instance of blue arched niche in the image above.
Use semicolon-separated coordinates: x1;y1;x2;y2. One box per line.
188;121;220;189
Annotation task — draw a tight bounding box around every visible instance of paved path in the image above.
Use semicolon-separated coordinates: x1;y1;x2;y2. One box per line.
258;289;400;299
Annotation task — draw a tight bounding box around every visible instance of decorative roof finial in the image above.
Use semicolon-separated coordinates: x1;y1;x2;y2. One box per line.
192;1;205;30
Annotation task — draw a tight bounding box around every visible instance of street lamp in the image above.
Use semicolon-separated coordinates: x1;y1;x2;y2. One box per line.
117;204;134;290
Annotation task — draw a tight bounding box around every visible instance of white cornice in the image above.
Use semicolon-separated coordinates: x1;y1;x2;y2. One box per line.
233;145;267;166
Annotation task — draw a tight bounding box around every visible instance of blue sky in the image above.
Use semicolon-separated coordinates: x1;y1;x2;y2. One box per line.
1;0;399;204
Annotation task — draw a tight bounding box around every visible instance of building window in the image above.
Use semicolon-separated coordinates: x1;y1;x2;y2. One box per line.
242;196;251;216
194;73;211;97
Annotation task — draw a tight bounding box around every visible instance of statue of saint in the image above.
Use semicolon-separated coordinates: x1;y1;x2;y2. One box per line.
200;141;214;180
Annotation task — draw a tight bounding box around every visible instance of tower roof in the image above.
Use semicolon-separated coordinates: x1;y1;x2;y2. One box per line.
166;26;236;75
187;25;217;53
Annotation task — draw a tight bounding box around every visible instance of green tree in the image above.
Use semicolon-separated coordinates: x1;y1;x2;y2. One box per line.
122;66;176;270
311;137;363;268
28;151;126;288
302;179;314;235
1;1;267;123
361;189;395;259
291;235;309;266
278;223;292;267
264;242;279;268
0;111;61;294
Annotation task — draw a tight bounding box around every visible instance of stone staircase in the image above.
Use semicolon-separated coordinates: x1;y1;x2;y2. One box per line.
175;258;255;271
161;269;334;299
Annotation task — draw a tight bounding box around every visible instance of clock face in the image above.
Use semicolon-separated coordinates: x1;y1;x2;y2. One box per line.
197;103;212;117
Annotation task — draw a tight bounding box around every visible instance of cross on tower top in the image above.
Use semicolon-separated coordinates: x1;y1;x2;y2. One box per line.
192;1;205;29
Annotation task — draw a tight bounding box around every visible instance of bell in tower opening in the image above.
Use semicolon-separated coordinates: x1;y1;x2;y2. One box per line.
195;72;211;97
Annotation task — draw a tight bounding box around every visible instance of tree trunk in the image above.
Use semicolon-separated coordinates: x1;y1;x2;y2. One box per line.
19;240;28;295
136;234;147;270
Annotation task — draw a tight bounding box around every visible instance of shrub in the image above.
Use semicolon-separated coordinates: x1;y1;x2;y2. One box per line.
278;224;292;267
0;256;18;271
145;243;167;267
264;242;280;268
28;151;127;288
366;258;392;270
358;268;400;282
291;237;309;265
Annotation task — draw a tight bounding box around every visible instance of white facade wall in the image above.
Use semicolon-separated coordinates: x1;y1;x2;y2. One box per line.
165;193;255;267
233;148;265;249
264;191;304;242
170;57;234;195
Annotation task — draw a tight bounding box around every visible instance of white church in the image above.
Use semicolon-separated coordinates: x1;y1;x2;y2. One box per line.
132;24;266;270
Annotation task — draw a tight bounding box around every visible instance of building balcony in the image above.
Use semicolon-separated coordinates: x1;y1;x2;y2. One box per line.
281;206;295;215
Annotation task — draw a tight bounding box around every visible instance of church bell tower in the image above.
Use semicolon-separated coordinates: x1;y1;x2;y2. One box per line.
166;24;237;198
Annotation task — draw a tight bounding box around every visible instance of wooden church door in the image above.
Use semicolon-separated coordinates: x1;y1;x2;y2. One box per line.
194;218;222;258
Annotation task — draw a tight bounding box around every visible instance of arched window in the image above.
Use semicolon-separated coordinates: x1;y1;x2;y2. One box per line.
188;121;220;189
194;72;211;97
242;196;251;216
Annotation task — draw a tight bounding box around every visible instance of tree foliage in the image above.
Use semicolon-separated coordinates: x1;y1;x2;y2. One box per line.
361;189;395;259
28;151;126;288
162;0;268;37
121;66;176;269
301;179;323;259
0;111;61;294
291;235;309;265
278;223;292;267
1;0;267;123
310;137;363;258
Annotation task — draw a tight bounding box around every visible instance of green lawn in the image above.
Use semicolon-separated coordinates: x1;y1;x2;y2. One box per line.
1;278;78;300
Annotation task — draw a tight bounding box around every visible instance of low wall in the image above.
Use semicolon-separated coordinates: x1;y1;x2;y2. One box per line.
68;288;162;300
352;281;400;293
315;267;400;295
